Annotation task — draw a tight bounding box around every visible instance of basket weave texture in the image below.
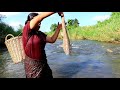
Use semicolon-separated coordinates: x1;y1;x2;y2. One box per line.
5;34;25;64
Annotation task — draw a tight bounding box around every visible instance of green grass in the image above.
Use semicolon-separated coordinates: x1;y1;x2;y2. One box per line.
46;12;120;43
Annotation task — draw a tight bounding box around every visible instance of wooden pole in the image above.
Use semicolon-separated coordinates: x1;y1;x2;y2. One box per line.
61;16;71;55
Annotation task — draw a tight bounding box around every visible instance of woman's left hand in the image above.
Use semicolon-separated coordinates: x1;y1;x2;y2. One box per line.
58;12;64;17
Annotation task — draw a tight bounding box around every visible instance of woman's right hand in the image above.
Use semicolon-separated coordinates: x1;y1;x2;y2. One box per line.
58;12;64;17
56;22;62;31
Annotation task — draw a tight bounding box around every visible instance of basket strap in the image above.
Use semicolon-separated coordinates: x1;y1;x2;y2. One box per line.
5;31;22;41
5;34;14;41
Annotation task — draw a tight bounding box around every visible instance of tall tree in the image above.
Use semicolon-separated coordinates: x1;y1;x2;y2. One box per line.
67;18;79;30
15;24;23;36
74;18;79;27
0;14;6;22
50;23;57;32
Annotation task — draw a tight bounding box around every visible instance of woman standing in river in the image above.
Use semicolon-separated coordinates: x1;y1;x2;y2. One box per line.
22;12;64;78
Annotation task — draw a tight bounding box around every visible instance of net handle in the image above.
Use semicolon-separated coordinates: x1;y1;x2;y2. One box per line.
5;34;14;41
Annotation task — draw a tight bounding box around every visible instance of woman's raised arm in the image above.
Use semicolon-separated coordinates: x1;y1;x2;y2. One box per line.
30;12;56;29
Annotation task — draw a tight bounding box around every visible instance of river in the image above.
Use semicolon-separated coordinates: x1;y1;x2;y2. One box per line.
0;40;120;78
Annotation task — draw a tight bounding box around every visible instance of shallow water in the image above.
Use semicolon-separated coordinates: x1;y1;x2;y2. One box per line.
0;40;120;78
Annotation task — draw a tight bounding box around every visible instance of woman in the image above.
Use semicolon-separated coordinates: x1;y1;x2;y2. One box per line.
22;12;64;78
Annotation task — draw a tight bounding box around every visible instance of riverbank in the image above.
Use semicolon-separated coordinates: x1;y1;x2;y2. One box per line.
107;41;120;44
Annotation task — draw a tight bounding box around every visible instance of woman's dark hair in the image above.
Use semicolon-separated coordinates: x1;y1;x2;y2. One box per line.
25;13;39;25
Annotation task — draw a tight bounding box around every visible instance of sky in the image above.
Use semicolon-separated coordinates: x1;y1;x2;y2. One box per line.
0;12;112;32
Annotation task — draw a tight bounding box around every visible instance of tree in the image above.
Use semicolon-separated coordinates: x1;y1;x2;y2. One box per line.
67;19;79;26
66;18;79;30
0;15;17;46
15;24;23;36
74;18;79;27
0;22;16;46
0;14;6;22
50;23;57;32
67;19;74;26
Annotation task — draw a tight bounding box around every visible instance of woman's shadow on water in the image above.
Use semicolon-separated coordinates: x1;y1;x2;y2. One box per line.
56;60;92;78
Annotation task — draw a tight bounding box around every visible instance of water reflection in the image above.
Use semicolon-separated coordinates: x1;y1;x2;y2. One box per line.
0;48;25;78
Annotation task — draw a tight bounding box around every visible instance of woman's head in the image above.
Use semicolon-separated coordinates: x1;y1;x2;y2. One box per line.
25;13;39;25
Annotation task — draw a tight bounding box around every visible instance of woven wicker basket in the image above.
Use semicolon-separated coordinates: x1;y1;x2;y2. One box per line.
5;34;25;64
